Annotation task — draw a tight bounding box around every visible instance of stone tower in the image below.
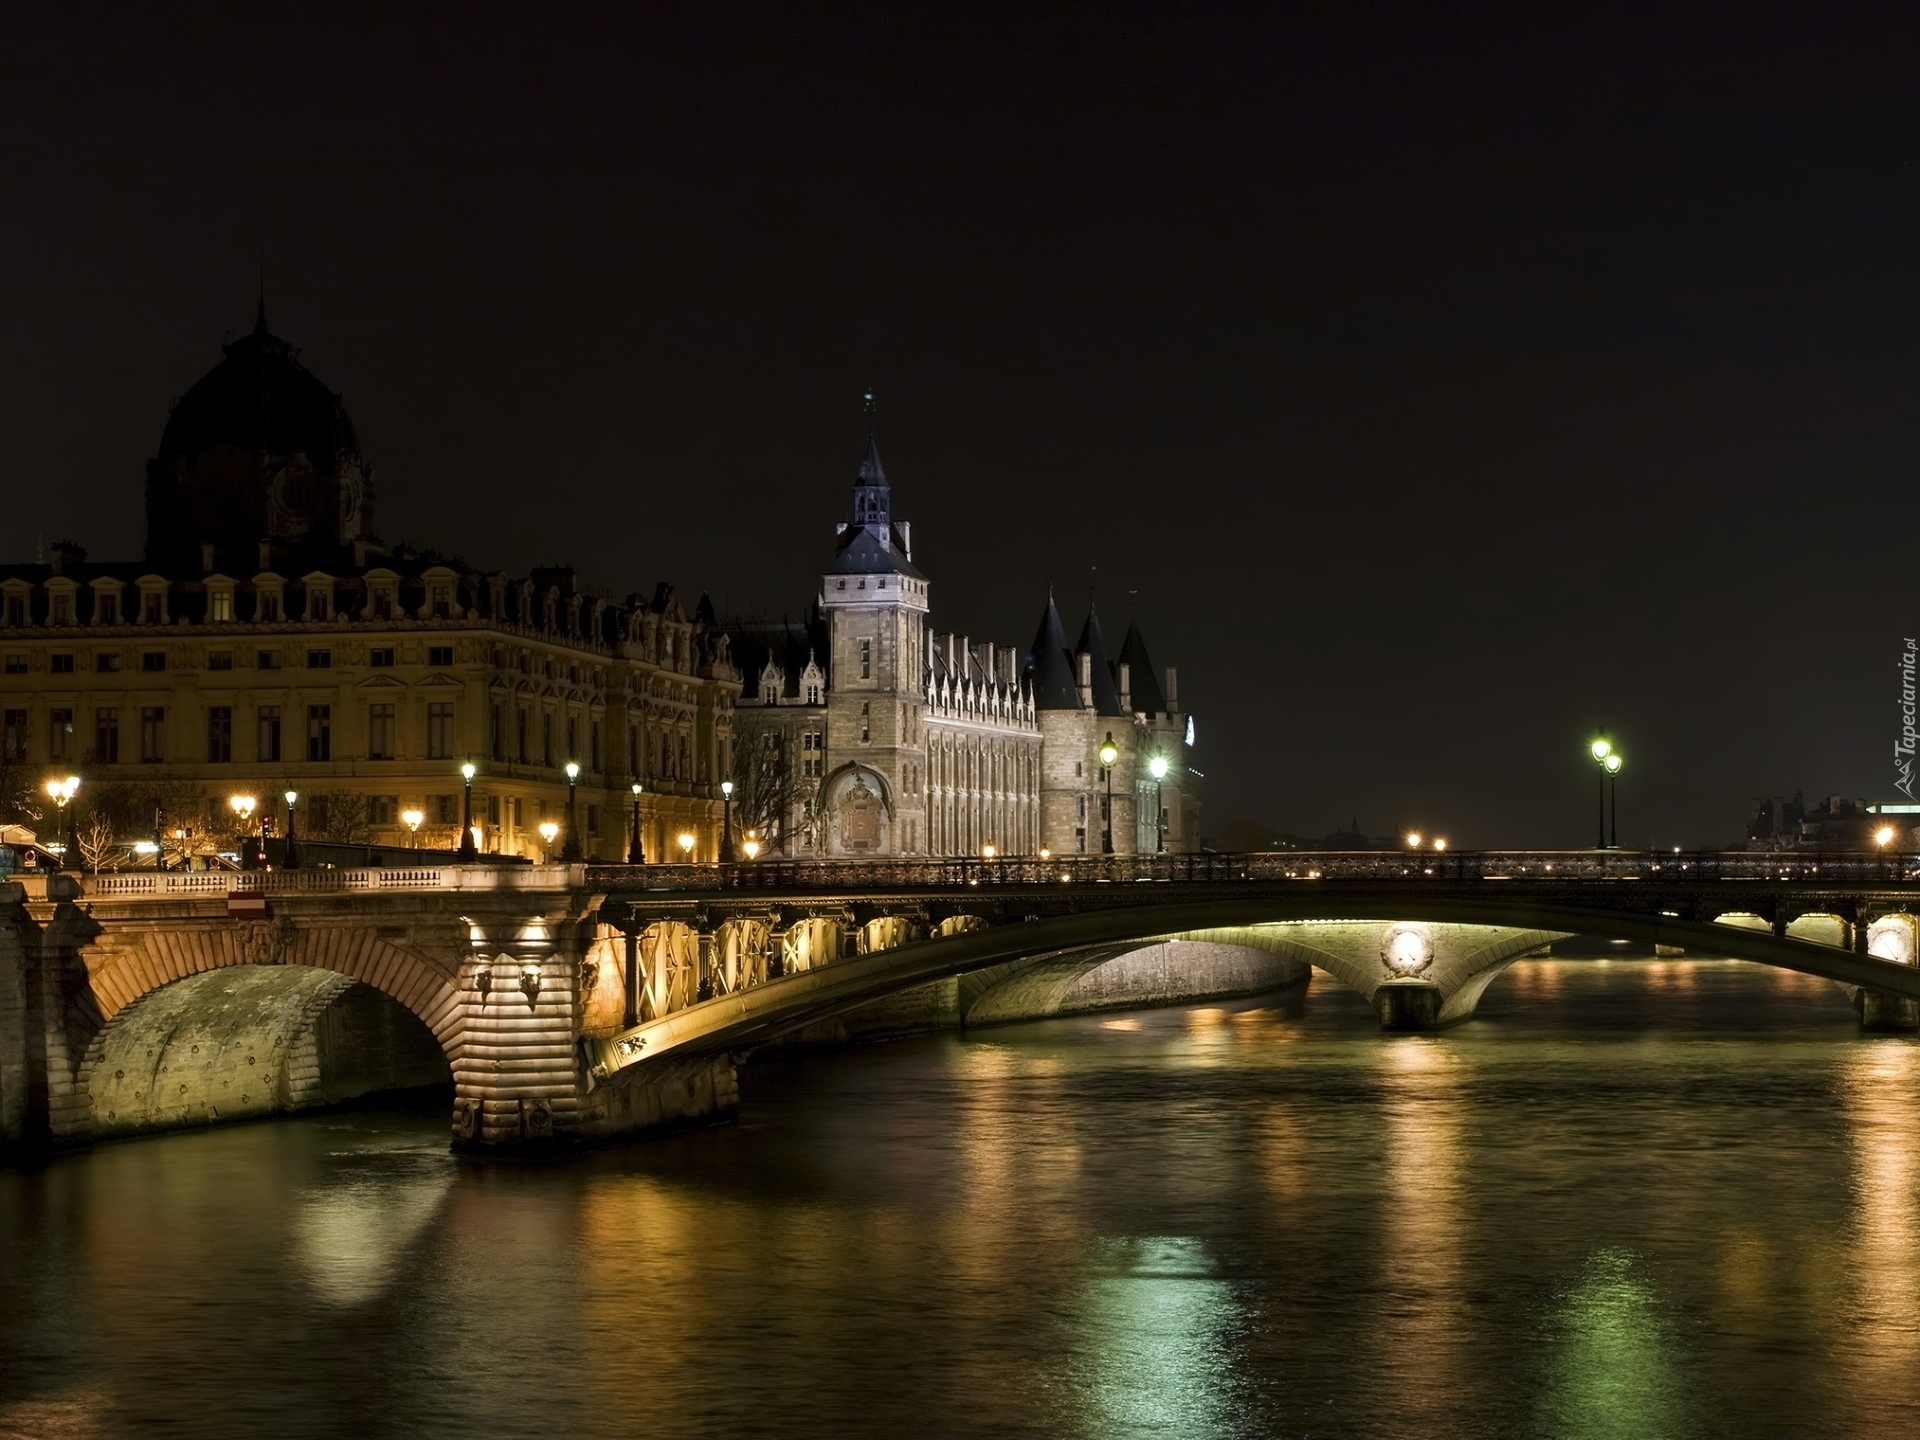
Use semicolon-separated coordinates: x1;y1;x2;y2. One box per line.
817;432;929;855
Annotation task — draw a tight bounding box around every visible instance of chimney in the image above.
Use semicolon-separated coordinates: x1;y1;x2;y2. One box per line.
201;543;218;574
258;539;275;572
899;520;912;560
982;641;996;680
1166;666;1178;711
1117;662;1131;713
49;540;85;576
1078;651;1092;709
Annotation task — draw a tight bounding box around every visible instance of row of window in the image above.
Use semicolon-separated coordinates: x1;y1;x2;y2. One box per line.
4;584;457;629
3;702;459;765
1;645;455;675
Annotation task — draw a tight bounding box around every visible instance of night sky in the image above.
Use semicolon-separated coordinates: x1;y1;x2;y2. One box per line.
3;4;1916;849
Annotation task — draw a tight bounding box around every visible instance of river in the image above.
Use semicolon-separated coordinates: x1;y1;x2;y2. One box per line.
2;956;1916;1439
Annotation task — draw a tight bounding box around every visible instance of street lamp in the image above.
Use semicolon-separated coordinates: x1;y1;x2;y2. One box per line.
628;781;646;864
1876;825;1896;848
282;789;299;870
229;793;258;869
562;760;582;861
1603;752;1624;849
538;820;559;860
1098;732;1119;855
1433;837;1449;852
982;842;996;859
45;775;80;872
720;778;736;863
1589;736;1612;849
677;831;695;861
1406;832;1424;849
1148;754;1169;852
458;762;478;861
401;808;423;848
743;830;761;861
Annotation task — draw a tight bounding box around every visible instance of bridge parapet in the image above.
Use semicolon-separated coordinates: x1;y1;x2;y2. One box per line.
591;849;1920;893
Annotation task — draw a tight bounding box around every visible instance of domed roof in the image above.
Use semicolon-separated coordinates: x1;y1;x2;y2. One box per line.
155;303;360;470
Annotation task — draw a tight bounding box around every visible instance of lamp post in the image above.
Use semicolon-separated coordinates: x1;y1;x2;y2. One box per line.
628;782;645;864
152;801;166;870
1098;732;1119;855
282;789;298;870
743;831;760;860
1148;754;1169;853
538;820;559;861
401;808;423;849
678;831;695;862
1603;752;1623;849
562;760;582;861
229;793;257;869
458;762;478;861
45;776;80;872
720;779;735;862
1589;736;1611;849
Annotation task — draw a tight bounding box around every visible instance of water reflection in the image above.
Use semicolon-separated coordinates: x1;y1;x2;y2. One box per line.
1540;1248;1682;1440
3;961;1918;1439
1077;1236;1240;1440
292;1146;454;1305
1840;1042;1920;1394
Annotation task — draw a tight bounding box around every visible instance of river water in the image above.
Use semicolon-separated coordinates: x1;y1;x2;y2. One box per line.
3;957;1918;1439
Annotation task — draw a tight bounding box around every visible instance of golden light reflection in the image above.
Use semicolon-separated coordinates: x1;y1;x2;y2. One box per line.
1374;1038;1468;1424
1839;1043;1920;1393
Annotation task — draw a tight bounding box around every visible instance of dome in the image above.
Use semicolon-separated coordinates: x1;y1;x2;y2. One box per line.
155;304;362;471
144;306;375;572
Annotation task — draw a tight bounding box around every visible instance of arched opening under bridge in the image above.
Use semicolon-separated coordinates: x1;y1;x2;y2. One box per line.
82;965;451;1140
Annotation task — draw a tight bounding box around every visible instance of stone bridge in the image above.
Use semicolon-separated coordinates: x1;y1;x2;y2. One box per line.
5;849;1920;1160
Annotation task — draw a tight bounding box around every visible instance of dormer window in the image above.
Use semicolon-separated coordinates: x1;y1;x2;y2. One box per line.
310;588;332;621
209;591;234;622
3;596;23;627
142;592;163;624
96;593;119;625
429;583;452;618
257;592;280;622
372;589;393;620
51;593;71;625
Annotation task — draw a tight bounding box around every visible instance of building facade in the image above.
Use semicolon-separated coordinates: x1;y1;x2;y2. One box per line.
727;433;1200;858
0;310;738;865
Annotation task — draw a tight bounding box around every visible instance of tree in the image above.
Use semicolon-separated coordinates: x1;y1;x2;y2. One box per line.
730;715;800;852
0;717;43;834
305;791;372;845
77;811;119;872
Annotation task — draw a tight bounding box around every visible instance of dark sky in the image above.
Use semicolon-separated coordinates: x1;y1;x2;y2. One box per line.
3;3;1917;848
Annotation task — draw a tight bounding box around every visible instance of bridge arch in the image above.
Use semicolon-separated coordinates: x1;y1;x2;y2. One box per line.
66;922;465;1143
592;891;1920;1069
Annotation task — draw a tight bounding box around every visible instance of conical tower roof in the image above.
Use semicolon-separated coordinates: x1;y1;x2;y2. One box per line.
1117;621;1166;715
1024;593;1082;710
1076;602;1126;717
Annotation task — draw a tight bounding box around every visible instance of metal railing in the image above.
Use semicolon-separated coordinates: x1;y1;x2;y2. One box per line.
594;849;1920;892
49;850;1920;904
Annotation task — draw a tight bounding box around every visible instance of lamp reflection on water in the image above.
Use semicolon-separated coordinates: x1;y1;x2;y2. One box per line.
1078;1236;1241;1439
291;1151;455;1307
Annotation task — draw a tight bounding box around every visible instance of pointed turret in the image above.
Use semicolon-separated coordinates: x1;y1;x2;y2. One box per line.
828;414;923;580
1024;593;1082;710
1117;621;1166;715
1075;603;1125;717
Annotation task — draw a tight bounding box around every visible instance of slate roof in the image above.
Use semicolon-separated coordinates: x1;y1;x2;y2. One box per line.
1023;594;1083;711
723;612;830;701
1117;621;1166;715
1075;603;1126;717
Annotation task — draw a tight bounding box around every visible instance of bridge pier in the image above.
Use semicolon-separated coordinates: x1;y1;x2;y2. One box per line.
1374;978;1444;1032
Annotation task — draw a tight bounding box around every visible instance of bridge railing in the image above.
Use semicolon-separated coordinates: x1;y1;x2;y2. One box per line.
72;864;583;899
590;849;1920;892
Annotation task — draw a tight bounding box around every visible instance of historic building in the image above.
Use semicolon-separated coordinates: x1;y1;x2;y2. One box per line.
727;432;1199;857
0;308;739;864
